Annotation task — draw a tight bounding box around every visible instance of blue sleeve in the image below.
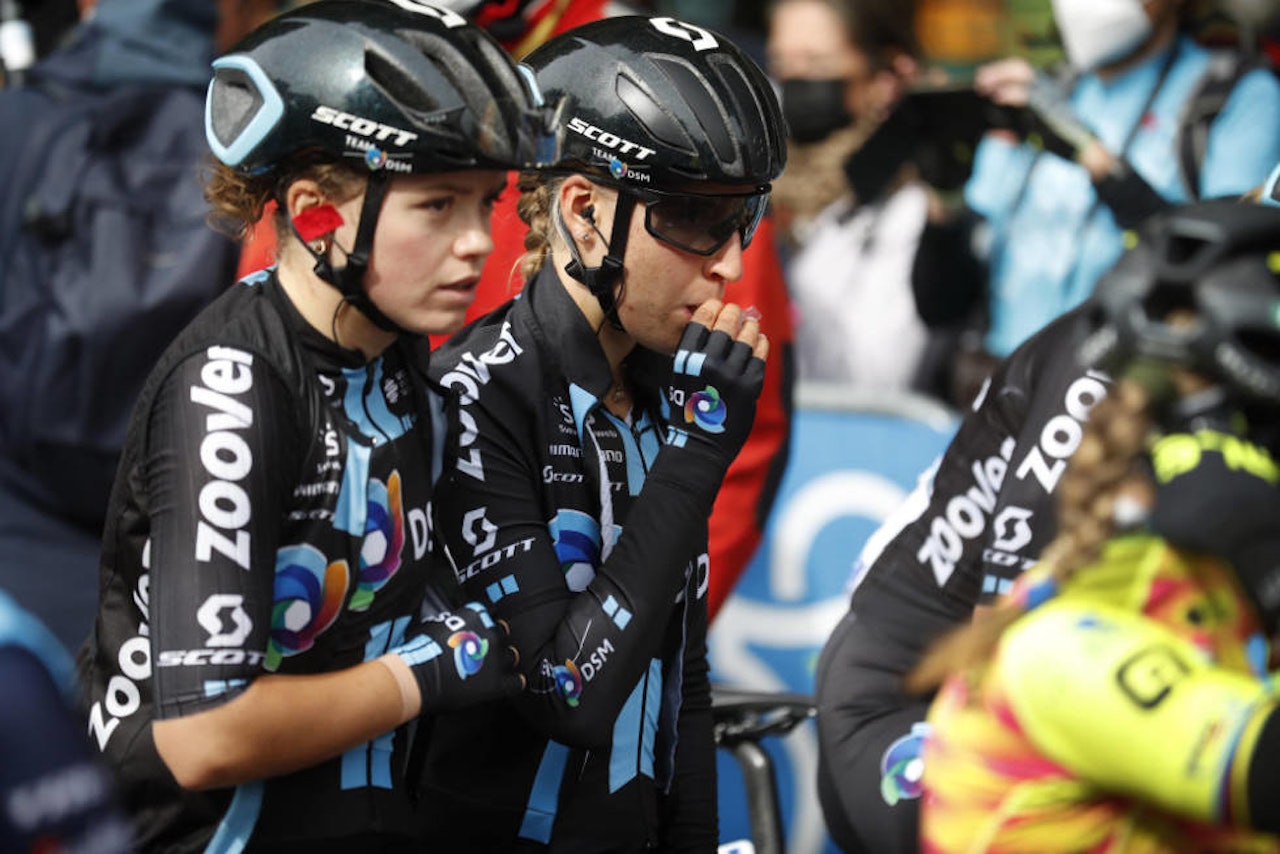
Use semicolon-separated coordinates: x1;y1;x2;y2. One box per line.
1200;68;1280;199
0;647;133;853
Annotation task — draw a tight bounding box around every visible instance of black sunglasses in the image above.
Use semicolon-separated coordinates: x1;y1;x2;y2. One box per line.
623;186;770;256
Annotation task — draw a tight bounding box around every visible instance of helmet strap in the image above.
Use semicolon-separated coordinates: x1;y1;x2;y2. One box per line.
298;171;405;336
563;192;635;332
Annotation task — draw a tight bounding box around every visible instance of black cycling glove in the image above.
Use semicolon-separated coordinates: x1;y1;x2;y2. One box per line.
663;320;765;473
390;602;523;713
1147;426;1280;632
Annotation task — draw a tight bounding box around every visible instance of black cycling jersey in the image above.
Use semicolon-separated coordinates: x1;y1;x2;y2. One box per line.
815;305;1112;854
417;266;717;852
77;271;443;853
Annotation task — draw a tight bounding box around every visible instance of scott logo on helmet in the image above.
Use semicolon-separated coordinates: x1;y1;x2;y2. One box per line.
567;117;655;161
311;105;419;147
385;0;466;28
650;17;719;52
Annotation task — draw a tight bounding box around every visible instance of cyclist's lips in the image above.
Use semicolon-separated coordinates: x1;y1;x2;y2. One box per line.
435;276;479;304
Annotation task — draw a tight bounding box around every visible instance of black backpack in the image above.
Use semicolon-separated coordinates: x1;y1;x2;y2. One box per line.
0;72;239;525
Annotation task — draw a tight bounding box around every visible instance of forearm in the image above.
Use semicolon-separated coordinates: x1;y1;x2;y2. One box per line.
1082;144;1170;230
153;657;413;790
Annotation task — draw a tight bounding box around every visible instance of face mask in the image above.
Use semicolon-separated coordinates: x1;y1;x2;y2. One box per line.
1051;0;1154;71
780;78;853;144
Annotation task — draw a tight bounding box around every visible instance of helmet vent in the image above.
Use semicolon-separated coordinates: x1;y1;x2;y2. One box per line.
616;73;690;153
209;67;264;148
651;57;735;164
1143;281;1197;324
365;40;440;114
1165;233;1212;268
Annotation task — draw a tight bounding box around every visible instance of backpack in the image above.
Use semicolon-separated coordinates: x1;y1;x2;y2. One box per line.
0;75;239;524
1175;48;1264;200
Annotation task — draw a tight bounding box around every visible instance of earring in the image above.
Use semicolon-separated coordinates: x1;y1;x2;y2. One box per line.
310;236;331;255
579;232;592;242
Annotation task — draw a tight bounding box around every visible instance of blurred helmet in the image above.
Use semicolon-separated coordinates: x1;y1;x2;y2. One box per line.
205;0;555;176
1079;199;1280;404
523;15;787;194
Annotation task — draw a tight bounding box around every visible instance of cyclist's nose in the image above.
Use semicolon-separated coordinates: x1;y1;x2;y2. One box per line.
706;231;744;284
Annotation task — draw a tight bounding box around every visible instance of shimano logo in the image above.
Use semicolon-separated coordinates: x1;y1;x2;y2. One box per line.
190;346;256;571
567;116;655;161
312;105;419;146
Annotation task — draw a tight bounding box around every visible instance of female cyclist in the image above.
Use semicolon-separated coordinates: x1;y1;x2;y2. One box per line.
909;199;1280;851
76;2;550;850
416;15;787;852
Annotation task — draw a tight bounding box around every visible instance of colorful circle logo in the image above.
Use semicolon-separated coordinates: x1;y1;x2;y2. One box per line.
684;385;727;434
553;659;582;707
609;157;627;180
448;631;489;677
880;722;931;805
365;147;387;170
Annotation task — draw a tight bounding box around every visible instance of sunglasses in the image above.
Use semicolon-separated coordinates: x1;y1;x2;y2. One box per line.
625;186;770;256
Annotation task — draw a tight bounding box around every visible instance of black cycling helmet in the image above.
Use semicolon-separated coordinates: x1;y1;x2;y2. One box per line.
205;0;557;334
1079;199;1280;404
206;0;553;176
522;15;786;329
524;15;786;193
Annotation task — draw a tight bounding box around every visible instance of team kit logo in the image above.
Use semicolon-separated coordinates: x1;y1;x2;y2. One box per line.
685;385;727;433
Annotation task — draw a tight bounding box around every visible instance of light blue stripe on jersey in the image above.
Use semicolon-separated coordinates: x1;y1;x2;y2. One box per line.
341;616;412;789
641;658;662;781
203;781;263;853
609;660;663;792
602;411;646;497
341;361;412;442
333;441;371;537
518;741;571;843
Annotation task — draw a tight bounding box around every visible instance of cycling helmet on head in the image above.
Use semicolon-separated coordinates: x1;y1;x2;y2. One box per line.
206;0;553;176
205;0;556;334
1079;199;1280;404
522;15;786;330
524;15;786;193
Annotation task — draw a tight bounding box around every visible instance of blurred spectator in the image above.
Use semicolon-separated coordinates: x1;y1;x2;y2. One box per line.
767;0;950;395
0;589;132;853
913;0;1280;406
0;0;277;652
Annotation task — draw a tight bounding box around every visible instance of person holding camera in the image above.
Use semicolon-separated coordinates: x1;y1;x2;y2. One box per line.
912;0;1280;407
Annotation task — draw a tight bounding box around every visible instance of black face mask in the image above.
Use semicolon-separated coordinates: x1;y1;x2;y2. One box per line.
780;77;853;143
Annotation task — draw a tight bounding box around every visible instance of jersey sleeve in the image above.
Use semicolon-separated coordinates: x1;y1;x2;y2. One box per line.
1000;599;1276;825
432;393;713;747
146;345;299;719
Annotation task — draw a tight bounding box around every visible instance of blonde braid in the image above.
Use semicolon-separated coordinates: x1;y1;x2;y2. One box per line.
516;172;562;281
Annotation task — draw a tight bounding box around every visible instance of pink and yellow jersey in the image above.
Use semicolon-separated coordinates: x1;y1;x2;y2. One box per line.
921;535;1280;853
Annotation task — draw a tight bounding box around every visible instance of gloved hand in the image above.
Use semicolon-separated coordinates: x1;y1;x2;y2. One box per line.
390;602;523;713
664;304;766;472
1147;425;1280;632
1020;73;1099;163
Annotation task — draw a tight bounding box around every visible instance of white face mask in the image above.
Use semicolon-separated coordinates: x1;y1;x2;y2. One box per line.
1052;0;1154;71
